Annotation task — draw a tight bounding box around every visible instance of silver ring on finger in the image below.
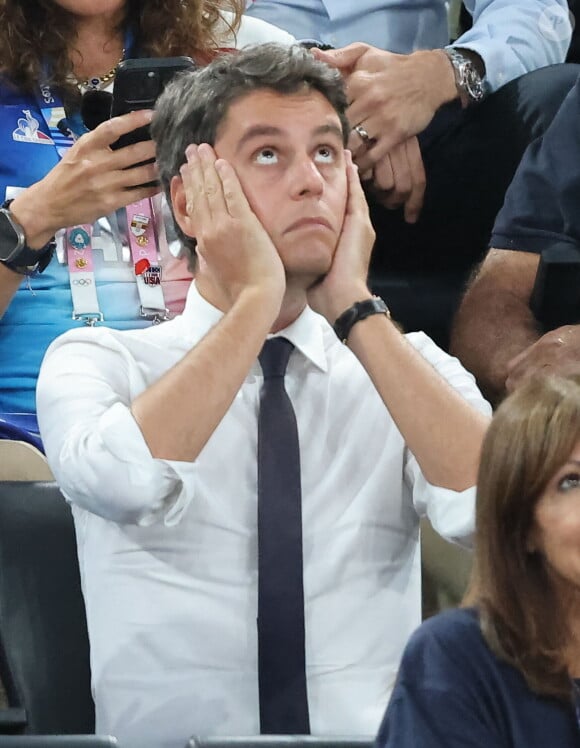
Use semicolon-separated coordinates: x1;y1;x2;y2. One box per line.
353;123;374;148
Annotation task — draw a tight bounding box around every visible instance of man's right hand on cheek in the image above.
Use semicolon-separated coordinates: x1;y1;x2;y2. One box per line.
180;143;285;311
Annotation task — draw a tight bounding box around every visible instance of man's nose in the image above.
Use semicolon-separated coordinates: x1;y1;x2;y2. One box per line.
290;156;325;198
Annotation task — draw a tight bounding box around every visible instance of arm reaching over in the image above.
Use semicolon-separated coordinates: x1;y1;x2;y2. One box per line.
450;249;542;404
452;248;580;403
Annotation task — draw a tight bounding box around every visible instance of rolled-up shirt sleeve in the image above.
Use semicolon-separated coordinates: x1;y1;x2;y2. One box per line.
37;330;196;526
452;0;571;92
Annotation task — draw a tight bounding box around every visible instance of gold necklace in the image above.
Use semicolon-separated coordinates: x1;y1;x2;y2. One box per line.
76;49;126;91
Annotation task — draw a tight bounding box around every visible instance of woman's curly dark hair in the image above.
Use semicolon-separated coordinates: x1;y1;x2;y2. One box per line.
0;0;244;93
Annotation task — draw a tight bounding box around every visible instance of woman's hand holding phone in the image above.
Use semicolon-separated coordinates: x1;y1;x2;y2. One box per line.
10;57;197;248
10;110;160;250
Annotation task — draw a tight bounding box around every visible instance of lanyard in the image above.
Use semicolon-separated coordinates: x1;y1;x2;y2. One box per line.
65;224;102;325
34;56;170;325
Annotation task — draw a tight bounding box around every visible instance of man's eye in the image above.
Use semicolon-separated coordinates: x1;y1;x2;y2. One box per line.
558;473;580;491
314;146;336;163
255;148;278;164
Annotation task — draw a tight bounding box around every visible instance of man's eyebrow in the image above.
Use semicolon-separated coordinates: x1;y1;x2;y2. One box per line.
236;125;284;153
312;124;344;141
235;123;345;153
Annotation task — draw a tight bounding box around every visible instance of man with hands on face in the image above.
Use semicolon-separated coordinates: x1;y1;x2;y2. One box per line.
247;0;576;286
37;44;490;748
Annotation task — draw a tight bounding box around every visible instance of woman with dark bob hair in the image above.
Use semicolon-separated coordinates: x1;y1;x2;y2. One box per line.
377;373;580;747
0;0;292;448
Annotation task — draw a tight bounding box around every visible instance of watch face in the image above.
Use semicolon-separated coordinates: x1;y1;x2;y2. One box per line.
465;68;484;101
0;209;24;262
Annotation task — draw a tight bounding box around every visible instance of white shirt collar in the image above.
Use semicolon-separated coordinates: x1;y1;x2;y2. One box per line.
181;281;329;373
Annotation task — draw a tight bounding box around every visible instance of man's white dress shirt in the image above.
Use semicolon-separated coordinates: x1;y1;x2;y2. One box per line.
245;0;571;93
37;283;490;748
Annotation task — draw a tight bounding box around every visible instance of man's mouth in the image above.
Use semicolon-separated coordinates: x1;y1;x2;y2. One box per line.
284;217;333;233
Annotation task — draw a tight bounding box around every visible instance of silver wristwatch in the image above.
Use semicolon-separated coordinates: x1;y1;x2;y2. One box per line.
444;48;485;108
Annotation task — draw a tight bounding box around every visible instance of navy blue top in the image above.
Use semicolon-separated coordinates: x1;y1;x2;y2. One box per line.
376;607;579;748
491;73;580;255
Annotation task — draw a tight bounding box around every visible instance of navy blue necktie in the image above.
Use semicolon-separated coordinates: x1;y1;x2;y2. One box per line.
257;338;310;734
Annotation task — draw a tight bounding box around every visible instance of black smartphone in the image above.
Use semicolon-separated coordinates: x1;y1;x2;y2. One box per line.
110;56;196;151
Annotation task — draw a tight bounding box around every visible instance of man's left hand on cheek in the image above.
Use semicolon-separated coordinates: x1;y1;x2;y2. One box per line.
307;151;375;322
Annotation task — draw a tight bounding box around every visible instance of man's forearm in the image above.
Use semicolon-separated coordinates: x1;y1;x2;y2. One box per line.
131;287;280;462
450;250;542;404
346;308;489;491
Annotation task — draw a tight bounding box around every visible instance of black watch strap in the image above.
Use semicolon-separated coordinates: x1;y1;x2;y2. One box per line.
333;296;391;343
0;199;55;275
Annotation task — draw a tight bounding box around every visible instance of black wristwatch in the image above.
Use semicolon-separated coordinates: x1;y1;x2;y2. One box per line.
444;48;485;108
0;199;55;275
333;296;391;343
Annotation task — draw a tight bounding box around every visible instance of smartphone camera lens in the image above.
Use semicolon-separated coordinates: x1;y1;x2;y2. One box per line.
127;69;160;104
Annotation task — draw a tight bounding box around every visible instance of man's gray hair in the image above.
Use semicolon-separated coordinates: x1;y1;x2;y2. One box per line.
151;42;350;260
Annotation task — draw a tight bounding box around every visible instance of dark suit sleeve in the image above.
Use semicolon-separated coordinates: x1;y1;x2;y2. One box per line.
491;74;580;255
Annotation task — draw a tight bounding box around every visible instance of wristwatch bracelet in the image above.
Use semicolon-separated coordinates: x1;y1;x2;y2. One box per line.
444;48;485;108
333;296;391;343
0;199;55;275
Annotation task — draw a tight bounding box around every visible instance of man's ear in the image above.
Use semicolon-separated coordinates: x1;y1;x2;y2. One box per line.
170;174;196;239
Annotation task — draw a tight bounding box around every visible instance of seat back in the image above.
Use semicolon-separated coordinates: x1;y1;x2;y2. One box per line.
0;441;53;482
189;738;374;748
0;738;117;747
0;482;94;734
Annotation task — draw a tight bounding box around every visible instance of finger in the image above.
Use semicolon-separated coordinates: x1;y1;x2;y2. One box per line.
181;144;209;226
198;143;228;220
120;183;160;204
506;361;539;394
85;109;155;150
344;70;378;112
214;158;253;220
348;121;376;155
119;161;159;189
506;348;527;374
111;138;157;170
348;112;409;170
347;132;368;163
387;145;412;207
311;43;369;72
345;150;369;217
372;154;395;192
504;351;532;393
403;137;426;224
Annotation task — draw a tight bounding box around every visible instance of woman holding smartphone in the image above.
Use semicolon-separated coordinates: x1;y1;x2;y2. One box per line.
377;373;580;748
0;0;293;449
